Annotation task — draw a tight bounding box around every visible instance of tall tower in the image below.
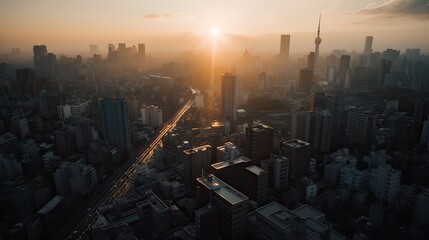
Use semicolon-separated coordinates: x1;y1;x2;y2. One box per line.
314;14;322;72
221;72;238;121
99;91;131;151
279;35;290;66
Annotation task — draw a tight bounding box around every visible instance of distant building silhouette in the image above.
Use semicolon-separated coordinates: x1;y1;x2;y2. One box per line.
279;34;290;66
221;72;238;121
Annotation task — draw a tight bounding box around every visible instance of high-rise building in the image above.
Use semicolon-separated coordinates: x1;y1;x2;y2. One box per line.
378;59;392;86
138;43;145;57
99;91;131;150
140;105;163;127
69;160;98;196
307;52;316;71
314;15;322;72
221;72;239;121
245;122;273;165
310;109;332;152
280;139;311;180
346;110;378;146
290;110;311;142
298;68;313;95
339;55;351;73
57;104;72;121
363;36;373;66
369;164;401;205
0;132;19;157
183;145;212;191
10;115;30;140
340;164;366;190
196;174;249;240
271;154;289;188
243;165;268;205
53;161;72;196
0;154;23;182
279;35;291;66
195;205;218;239
54;127;77;157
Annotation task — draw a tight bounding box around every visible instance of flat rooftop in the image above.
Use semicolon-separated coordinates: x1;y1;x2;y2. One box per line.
37;195;63;215
211;156;251;170
183;145;211;155
245;165;267;175
197;174;248;205
251;123;273;132
293;205;325;222
283;139;310;148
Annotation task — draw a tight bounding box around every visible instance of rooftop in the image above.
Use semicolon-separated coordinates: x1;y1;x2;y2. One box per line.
197;174;248;205
245;165;267;176
211;156;251;170
37;195;64;215
283;139;311;148
183;145;211;155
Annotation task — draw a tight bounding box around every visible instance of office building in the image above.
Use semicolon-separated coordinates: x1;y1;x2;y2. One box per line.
369;164;401;205
290;110;311;142
280;139;311;180
247;201;346;240
53;162;72;196
310;109;332;152
10;115;30;139
0;154;23;182
363;36;373;56
339;164;367;190
346;110;378;146
195;205;218;239
298;68;313;95
216;141;241;162
57;104;72;121
69;160;98;196
37;195;68;239
271;154;289;188
413;189;429;226
183;145;212;191
99;91;131;150
307;52;316;72
279;35;290;66
196;174;249;240
243;165;268;205
245;122;273;164
0;132;19;157
221;72;239;121
211;156;252;191
54;127;77;157
141;105;163;127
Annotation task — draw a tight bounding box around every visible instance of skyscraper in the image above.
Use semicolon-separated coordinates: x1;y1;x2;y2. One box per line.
245;122;274;165
363;36;373;56
346;110;378;146
279;34;290;66
314;14;322;72
298;68;313;95
99;91;131;150
221;73;238;121
183;145;212;192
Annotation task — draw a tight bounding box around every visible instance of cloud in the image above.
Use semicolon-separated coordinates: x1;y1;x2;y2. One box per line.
358;0;429;20
142;11;193;19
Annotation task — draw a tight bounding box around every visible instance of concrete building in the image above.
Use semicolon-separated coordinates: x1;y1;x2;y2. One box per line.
243;165;268;205
290;111;311;142
340;164;367;190
69;160;98;196
280;139;311;180
216;142;241;162
324;148;356;185
195;205;218;239
221;72;239;121
99;91;131;150
0;154;23;182
196;174;249;240
369;164;401;205
211;156;252;191
272;154;289;188
183;145;212;192
10;115;30;139
247;201;346;240
347;110;378;146
141;105;163;127
0;132;19;157
53;161;72;196
245;122;273;164
310;109;332;152
57;104;72;121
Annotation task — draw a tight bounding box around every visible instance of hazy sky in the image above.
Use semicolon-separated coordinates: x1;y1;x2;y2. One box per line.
1;0;429;55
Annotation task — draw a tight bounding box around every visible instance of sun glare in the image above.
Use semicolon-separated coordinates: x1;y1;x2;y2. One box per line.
211;27;219;36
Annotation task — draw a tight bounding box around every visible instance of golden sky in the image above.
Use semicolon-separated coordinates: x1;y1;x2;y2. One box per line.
1;0;428;55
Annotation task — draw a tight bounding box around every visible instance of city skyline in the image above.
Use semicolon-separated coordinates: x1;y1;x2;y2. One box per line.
1;0;429;54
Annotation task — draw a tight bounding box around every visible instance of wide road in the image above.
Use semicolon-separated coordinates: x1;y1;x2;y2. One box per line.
63;98;194;240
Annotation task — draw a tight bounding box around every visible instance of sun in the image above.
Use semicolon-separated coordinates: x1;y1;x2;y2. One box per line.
211;27;219;36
